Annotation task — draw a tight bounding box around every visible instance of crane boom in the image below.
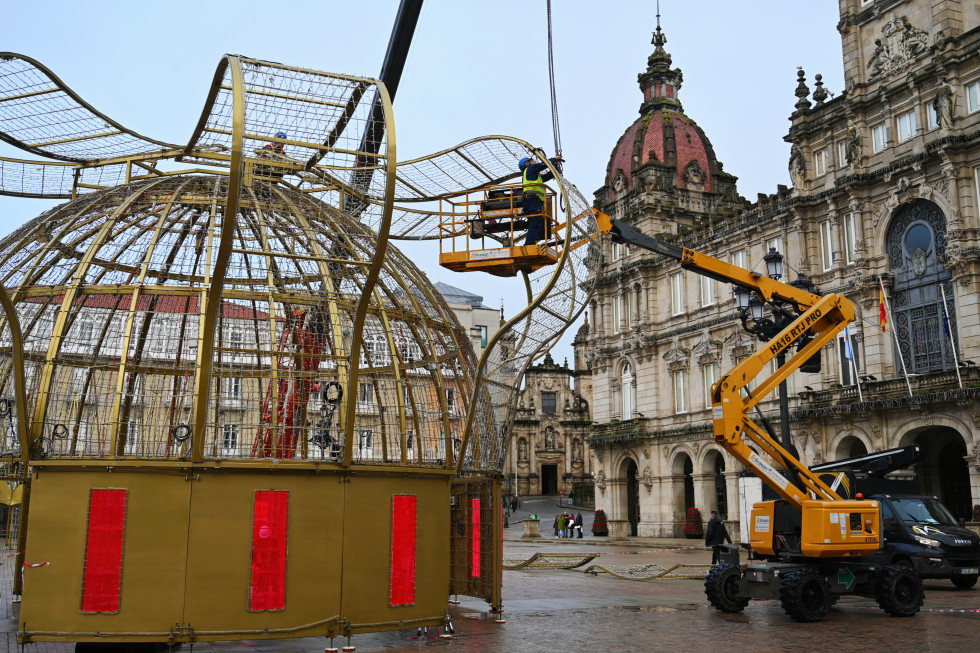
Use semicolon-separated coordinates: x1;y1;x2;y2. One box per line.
599;212;853;510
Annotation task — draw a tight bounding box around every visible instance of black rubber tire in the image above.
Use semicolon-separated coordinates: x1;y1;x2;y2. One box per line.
875;564;924;617
951;574;978;590
704;563;749;612
778;568;833;622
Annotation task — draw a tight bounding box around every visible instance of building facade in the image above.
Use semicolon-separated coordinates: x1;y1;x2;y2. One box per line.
502;348;593;500
585;0;980;539
435;282;502;357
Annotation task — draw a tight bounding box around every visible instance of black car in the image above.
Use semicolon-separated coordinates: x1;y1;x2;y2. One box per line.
870;494;980;589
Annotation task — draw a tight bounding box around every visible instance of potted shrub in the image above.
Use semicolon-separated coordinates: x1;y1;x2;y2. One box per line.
684;507;704;539
592;509;608;536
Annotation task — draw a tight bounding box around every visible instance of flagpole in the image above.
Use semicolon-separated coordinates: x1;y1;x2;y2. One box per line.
845;325;864;401
940;283;963;389
879;276;914;398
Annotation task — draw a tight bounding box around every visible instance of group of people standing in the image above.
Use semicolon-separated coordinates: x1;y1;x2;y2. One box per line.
553;511;583;538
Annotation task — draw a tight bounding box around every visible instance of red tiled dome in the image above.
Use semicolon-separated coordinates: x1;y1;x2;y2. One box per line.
603;24;722;203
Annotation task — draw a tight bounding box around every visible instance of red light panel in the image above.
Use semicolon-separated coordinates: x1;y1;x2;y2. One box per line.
471;497;481;577
81;489;127;613
390;494;417;606
249;490;289;611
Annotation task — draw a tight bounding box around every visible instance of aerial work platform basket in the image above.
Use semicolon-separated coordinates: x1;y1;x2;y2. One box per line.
438;183;562;277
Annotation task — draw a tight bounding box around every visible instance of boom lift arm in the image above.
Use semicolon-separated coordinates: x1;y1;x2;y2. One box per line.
595;211;854;509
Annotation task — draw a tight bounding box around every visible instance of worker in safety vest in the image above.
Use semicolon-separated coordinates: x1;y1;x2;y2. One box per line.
255;131;288;181
260;131;288;156
518;154;563;245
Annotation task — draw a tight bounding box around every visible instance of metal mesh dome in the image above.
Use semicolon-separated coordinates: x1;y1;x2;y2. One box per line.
0;174;485;467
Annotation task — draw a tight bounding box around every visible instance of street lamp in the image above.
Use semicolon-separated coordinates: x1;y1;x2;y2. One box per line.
734;249;820;453
763;247;784;280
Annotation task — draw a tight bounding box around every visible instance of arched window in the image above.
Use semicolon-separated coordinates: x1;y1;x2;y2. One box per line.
886;199;955;373
621;361;635;418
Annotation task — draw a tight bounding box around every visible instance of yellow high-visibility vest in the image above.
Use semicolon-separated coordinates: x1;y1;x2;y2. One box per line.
522;167;545;201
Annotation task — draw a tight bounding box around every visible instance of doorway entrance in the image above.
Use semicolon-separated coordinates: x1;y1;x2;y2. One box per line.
626;459;639;536
913;427;973;521
541;464;558;495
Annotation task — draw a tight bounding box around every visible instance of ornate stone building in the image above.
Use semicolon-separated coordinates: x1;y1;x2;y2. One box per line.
585;1;980;539
503;351;592;499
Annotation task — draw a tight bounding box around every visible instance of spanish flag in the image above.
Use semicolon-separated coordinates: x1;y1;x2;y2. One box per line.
879;287;887;332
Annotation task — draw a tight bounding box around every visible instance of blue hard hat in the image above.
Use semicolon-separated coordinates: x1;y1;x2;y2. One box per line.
518;157;531;171
275;131;287;139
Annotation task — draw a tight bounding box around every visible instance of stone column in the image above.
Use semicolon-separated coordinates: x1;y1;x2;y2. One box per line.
637;476;663;537
724;471;742;541
667;474;687;538
607;519;631;540
969;464;980;525
607;476;627;523
693;472;715;518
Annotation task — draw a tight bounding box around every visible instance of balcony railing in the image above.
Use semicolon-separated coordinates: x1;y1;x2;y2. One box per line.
795;366;980;418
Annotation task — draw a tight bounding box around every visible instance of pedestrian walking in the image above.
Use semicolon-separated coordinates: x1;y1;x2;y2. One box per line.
575;512;583;538
511;496;519;513
704;510;732;564
557;513;567;538
553;515;560;537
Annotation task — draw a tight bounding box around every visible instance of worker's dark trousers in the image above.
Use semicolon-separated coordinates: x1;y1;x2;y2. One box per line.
522;195;546;245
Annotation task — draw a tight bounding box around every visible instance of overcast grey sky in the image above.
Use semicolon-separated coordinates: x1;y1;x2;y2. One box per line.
1;1;844;363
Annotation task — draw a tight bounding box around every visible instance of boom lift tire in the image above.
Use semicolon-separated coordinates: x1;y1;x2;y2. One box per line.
950;574;978;590
875;564;924;617
704;564;749;612
778;568;833;622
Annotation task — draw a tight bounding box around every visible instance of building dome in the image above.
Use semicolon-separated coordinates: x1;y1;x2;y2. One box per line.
603;24;729;203
0;175;479;466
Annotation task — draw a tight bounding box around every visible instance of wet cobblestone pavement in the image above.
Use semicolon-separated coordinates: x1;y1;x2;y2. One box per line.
2;498;978;652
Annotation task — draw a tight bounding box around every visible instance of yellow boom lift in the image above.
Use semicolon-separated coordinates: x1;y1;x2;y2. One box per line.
599;213;922;621
440;191;924;621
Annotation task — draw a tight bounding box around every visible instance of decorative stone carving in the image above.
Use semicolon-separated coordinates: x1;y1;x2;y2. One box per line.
683;160;706;188
693;335;723;366
867;14;929;79
794;69;811;113
845;119;861;168
789;143;806;189
935;79;953;130
595;469;607;494
612;170;627;194
798;430;811;448
812;74;828;105
641;466;654;491
662;343;691;372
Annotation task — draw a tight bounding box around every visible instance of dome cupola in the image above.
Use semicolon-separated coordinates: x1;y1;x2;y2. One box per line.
601;17;737;210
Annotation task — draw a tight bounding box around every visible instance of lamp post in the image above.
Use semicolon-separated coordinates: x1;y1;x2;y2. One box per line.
733;249;820;453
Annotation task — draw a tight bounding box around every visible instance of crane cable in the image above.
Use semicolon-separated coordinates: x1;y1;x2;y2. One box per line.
546;0;566;214
546;0;562;159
